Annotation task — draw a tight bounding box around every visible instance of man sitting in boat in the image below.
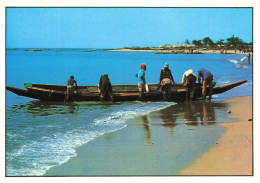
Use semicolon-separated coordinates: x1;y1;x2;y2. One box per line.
65;75;77;102
197;68;214;100
98;73;113;101
135;63;147;101
159;63;174;101
182;69;197;101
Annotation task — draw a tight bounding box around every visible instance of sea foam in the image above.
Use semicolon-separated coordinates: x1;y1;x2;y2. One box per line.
94;101;174;125
6;101;174;176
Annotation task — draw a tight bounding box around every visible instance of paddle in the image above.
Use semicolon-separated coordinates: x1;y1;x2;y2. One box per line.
241;56;247;62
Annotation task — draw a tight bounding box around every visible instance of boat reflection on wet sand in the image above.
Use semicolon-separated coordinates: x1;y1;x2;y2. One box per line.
138;100;231;147
159;100;225;126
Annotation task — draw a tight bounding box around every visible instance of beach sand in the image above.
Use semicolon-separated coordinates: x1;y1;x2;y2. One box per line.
181;96;253;175
45;96;252;176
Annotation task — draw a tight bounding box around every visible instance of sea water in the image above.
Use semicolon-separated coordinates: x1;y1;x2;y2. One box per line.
6;49;252;176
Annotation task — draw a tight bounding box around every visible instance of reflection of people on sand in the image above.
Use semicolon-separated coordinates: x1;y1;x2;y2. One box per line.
139;115;152;147
199;101;216;125
159;107;177;136
150;101;226;136
174;101;218;126
184;101;198;126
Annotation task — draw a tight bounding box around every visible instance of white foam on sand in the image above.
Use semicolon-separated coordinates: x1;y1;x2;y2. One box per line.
94;102;175;125
6;101;175;176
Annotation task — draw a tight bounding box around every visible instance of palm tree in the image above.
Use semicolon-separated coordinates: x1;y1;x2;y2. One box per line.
216;39;224;49
185;39;190;45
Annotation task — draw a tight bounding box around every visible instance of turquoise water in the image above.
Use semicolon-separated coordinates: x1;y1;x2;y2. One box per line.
6;49;252;176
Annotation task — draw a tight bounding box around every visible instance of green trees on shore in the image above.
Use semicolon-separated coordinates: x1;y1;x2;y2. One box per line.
192;40;203;47
191;35;252;51
121;35;252;52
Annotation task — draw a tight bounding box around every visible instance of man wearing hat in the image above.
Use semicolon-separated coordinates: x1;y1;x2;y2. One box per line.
159;63;174;101
135;63;147;100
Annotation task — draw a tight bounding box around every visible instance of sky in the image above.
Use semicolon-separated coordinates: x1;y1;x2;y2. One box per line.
6;8;253;48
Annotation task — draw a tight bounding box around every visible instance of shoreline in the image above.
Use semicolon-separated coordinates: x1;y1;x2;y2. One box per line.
44;96;252;176
180;96;252;175
7;48;251;55
108;48;251;55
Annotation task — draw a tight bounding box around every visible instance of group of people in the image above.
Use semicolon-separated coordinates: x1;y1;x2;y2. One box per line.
65;63;214;102
135;63;214;101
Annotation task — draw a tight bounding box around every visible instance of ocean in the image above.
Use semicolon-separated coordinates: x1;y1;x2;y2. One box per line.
6;48;252;176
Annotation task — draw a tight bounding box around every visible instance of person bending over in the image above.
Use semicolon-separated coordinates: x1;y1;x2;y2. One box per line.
197;68;214;100
98;73;113;101
182;69;197;101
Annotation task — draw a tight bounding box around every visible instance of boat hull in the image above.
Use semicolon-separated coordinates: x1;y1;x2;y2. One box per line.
6;80;247;102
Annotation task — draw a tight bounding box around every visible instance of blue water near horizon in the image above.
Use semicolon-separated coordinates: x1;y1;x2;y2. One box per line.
6;48;252;176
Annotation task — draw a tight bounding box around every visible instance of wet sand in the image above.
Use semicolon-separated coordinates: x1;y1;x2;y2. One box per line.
45;96;252;176
181;96;253;175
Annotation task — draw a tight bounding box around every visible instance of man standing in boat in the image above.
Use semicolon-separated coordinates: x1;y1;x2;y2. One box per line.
65;75;77;102
159;63;174;101
135;63;146;100
98;73;113;101
197;68;214;100
182;69;197;101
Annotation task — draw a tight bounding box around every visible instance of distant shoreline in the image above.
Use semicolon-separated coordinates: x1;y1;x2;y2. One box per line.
6;47;252;55
108;48;251;55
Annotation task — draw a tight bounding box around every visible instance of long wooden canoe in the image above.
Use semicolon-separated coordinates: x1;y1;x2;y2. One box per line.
6;80;247;102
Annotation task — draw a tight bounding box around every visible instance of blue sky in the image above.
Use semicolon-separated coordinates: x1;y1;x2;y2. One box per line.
7;8;252;48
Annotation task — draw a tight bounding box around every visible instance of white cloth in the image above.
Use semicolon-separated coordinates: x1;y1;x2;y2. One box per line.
182;69;196;83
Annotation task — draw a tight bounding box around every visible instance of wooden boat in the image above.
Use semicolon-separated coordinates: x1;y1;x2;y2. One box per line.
6;80;247;102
